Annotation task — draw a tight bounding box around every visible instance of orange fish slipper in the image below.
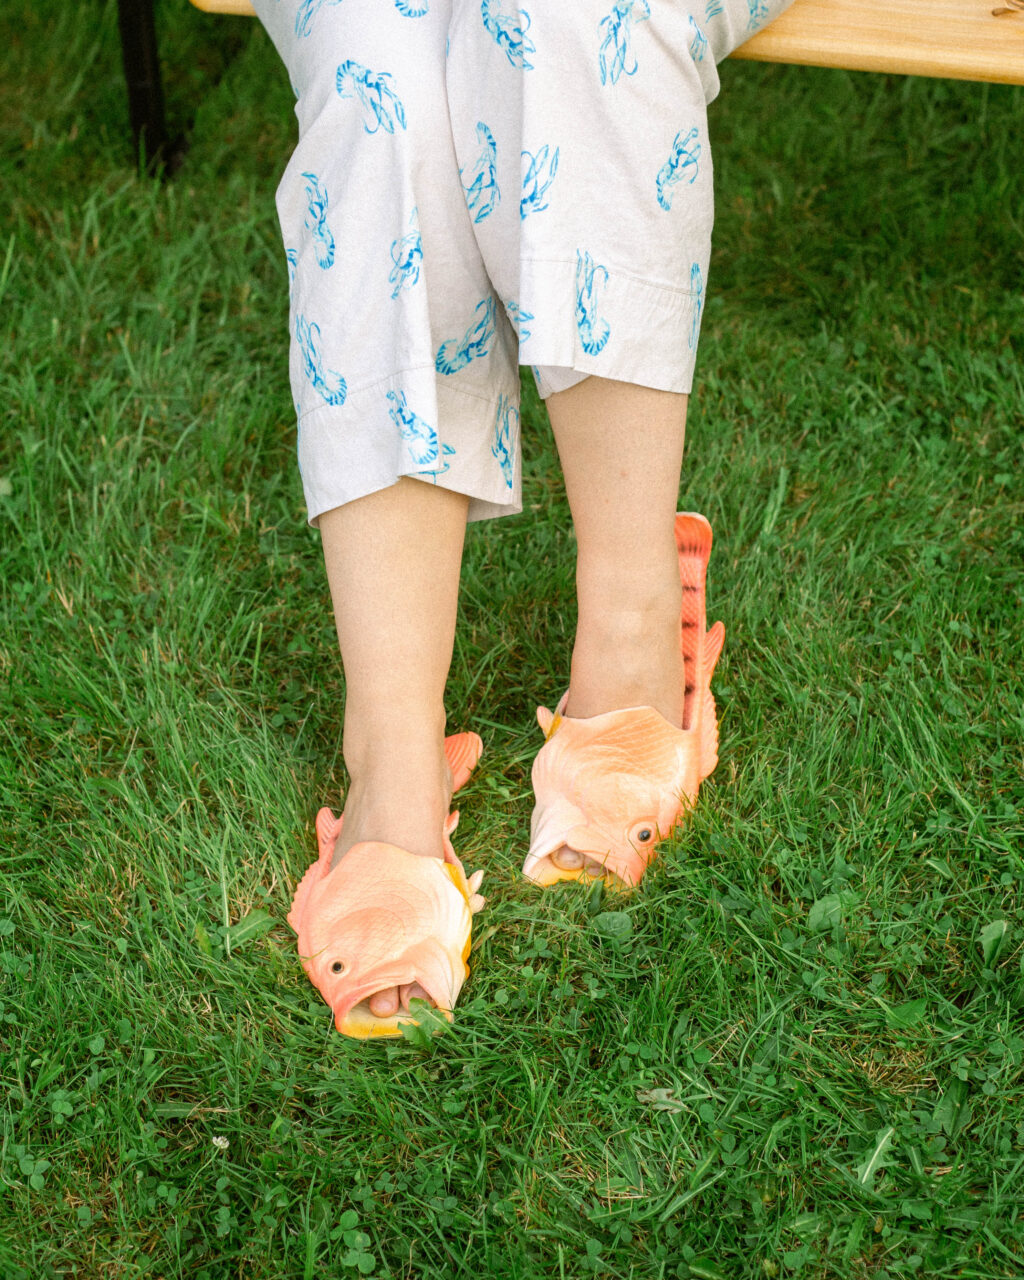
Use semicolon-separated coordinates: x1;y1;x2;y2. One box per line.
288;731;486;1039
523;513;724;891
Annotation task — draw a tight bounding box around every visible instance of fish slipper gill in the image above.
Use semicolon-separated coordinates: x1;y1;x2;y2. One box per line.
523;513;724;891
289;731;485;1039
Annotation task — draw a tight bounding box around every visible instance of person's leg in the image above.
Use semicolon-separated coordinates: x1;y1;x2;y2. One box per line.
542;377;688;875
445;0;797;888
545;377;688;729
250;0;520;1028
319;477;470;1017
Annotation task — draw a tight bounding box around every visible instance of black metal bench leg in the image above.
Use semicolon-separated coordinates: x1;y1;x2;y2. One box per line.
116;0;186;174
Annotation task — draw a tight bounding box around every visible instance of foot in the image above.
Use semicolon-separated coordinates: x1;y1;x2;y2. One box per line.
550;591;683;876
549;846;610;876
330;736;454;1019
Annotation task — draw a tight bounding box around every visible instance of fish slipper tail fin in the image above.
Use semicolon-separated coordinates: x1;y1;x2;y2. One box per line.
700;619;726;779
674;512;713;732
444;731;484;793
674;513;725;778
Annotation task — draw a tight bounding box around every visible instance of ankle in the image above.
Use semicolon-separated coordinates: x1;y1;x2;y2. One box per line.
342;705;448;782
567;596;684;727
332;765;452;867
339;787;448;859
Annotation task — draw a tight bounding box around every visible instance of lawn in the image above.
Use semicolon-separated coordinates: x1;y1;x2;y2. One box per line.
1;3;1022;1277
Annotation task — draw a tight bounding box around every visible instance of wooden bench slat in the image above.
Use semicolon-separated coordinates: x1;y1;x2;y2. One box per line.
732;0;1024;85
187;0;1024;86
191;0;255;14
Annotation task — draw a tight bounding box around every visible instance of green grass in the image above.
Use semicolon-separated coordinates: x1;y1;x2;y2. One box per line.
1;3;1023;1277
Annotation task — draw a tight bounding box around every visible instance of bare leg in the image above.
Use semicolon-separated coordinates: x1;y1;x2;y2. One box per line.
544;376;688;873
319;477;469;1016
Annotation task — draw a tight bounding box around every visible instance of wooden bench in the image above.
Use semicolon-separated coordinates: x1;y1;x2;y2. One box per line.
189;0;1024;85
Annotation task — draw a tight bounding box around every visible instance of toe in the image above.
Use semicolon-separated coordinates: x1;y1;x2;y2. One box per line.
583;857;606;876
551;846;584;871
400;982;432;1011
368;986;400;1018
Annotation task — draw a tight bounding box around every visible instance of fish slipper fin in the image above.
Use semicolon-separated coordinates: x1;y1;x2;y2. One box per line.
316;807;344;867
700;623;725;779
441;810;467;877
444;732;484;793
288;807;342;935
673;511;713;563
674;513;712;731
704;619;725;675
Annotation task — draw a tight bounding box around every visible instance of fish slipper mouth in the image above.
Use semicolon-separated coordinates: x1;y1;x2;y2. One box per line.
523;795;599;887
334;983;457;1039
329;962;455;1023
523;824;644;891
524;776;654;889
524;846;626;889
324;925;467;1037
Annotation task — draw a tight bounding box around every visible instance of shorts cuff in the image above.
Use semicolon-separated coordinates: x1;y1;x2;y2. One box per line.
519;257;706;396
297;370;523;526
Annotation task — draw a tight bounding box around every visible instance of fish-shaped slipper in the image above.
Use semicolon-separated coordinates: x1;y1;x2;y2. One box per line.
288;731;486;1039
523;513;724;891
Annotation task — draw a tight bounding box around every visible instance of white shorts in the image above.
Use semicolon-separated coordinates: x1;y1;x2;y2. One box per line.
253;0;795;523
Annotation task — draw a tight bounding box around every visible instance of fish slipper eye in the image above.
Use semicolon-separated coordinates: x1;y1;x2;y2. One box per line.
330;960;346;974
628;821;659;847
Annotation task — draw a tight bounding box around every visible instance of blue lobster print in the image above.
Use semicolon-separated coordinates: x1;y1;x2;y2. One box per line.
598;0;650;86
688;16;709;62
688;262;703;351
422;441;457;482
503;299;534;342
336;60;407;136
492;394;518;490
705;0;724;18
480;0;536;71
436;298;498;374
655;128;701;210
462;123;501;224
394;0;429;14
295;0;343;39
521;144;559;219
295;315;347;406
389;207;423;299
575;251;611;356
747;0;772;29
386;389;438;466
301;172;335;270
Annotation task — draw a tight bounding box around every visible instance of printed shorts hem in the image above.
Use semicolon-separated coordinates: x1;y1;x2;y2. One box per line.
297;373;522;527
519;258;706;397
